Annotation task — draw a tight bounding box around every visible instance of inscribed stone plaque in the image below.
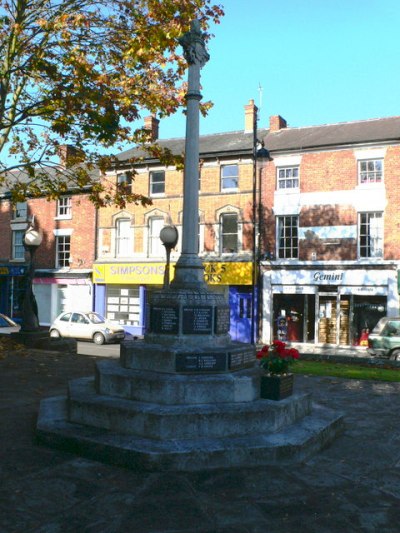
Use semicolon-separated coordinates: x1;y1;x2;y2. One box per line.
214;306;230;334
182;306;212;334
175;352;227;372
151;305;179;334
229;348;255;370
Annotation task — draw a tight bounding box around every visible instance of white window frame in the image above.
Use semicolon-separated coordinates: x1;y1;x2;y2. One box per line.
150;170;165;196
358;211;383;258
220;212;239;254
115;218;132;257
221;164;239;191
56;196;72;219
12;229;25;260
13;202;27;220
148;216;165;257
276;215;299;259
277;166;299;190
358;159;383;185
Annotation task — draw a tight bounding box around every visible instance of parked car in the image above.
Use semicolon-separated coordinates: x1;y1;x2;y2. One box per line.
49;311;126;345
0;313;20;334
368;317;400;361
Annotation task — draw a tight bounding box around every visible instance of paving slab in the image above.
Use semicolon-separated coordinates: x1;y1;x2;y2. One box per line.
1;348;400;532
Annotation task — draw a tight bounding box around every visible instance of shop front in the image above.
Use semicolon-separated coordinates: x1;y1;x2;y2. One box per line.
93;261;256;342
261;266;399;346
0;264;27;321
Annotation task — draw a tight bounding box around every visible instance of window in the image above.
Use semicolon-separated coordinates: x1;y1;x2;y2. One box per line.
13;202;27;219
277;216;298;259
106;286;140;326
277;167;299;189
148;217;165;257
359;212;383;258
12;230;25;260
57;197;72;218
117;172;132;193
221;164;238;190
56;235;71;267
116;218;132;257
220;213;238;253
359;159;383;184
150;171;165;196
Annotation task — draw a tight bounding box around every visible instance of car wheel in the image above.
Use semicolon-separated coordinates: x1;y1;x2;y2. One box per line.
390;349;400;361
93;332;105;345
50;329;61;338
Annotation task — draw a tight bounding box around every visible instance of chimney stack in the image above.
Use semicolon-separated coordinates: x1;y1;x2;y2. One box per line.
244;99;258;133
269;115;287;132
144;115;160;141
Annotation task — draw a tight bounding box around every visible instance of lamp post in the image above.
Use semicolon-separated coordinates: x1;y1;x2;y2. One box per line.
21;224;42;332
160;225;179;289
251;107;272;344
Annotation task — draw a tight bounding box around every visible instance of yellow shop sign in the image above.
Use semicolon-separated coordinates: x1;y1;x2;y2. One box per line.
93;262;253;285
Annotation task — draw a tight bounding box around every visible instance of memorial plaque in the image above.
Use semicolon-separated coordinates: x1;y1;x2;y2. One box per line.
151;305;179;334
182;306;212;334
176;352;227;372
214;306;230;334
229;348;255;370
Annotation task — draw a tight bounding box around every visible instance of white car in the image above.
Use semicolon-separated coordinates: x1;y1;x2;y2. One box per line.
49;311;125;345
0;313;20;334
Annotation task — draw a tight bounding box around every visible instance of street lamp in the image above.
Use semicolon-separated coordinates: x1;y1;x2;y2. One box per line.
251;109;272;344
21;224;43;332
160;225;179;289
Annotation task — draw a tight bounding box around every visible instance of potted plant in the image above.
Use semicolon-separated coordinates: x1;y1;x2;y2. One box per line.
256;340;300;400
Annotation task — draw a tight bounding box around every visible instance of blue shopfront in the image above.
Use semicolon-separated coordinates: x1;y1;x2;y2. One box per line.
0;264;27;321
92;261;257;343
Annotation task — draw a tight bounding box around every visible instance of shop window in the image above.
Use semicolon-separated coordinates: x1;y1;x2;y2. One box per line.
277;215;298;259
148;217;165;257
359;212;383;258
358;159;383;184
106;286;140;326
150;170;165;196
56;196;72;218
221;164;238;191
277;166;299;190
56;235;71;267
12;230;25;260
220;213;238;253
115;218;132;257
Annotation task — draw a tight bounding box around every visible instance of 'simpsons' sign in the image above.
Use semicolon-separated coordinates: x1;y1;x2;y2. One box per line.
93;262;253;285
313;271;344;283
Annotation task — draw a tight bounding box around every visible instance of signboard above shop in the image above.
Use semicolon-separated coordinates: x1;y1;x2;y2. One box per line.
93;261;253;286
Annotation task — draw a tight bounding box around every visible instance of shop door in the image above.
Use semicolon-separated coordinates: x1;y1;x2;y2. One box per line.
229;289;252;343
318;295;337;344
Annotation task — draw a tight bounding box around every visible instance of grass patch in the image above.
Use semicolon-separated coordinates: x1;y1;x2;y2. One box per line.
292;360;400;382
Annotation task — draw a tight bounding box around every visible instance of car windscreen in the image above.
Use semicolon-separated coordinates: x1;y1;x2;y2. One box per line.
87;313;105;324
0;316;15;327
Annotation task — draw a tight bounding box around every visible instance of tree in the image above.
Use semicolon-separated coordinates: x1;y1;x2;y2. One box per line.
0;0;223;207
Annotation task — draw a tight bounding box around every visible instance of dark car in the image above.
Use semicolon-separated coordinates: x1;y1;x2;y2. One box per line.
368;317;400;361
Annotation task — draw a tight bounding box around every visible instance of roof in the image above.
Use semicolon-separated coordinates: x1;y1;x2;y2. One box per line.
116;115;400;164
265;116;400;153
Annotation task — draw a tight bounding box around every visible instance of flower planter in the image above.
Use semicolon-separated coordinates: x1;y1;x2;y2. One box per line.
260;373;294;401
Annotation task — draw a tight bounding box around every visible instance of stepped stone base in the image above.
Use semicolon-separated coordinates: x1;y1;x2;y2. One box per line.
36;354;344;471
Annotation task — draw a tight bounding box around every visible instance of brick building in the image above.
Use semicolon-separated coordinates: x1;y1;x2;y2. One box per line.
0;180;97;325
93;101;262;342
259;115;400;345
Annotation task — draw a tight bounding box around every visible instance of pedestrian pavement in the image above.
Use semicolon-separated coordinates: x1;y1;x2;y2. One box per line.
1;345;400;532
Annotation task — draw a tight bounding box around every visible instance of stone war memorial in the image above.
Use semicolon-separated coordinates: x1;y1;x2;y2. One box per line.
36;21;344;471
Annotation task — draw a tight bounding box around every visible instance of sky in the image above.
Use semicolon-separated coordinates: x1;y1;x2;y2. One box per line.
157;0;400;139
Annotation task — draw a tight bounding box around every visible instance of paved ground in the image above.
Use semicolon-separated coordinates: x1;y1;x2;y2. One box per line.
1;345;400;532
